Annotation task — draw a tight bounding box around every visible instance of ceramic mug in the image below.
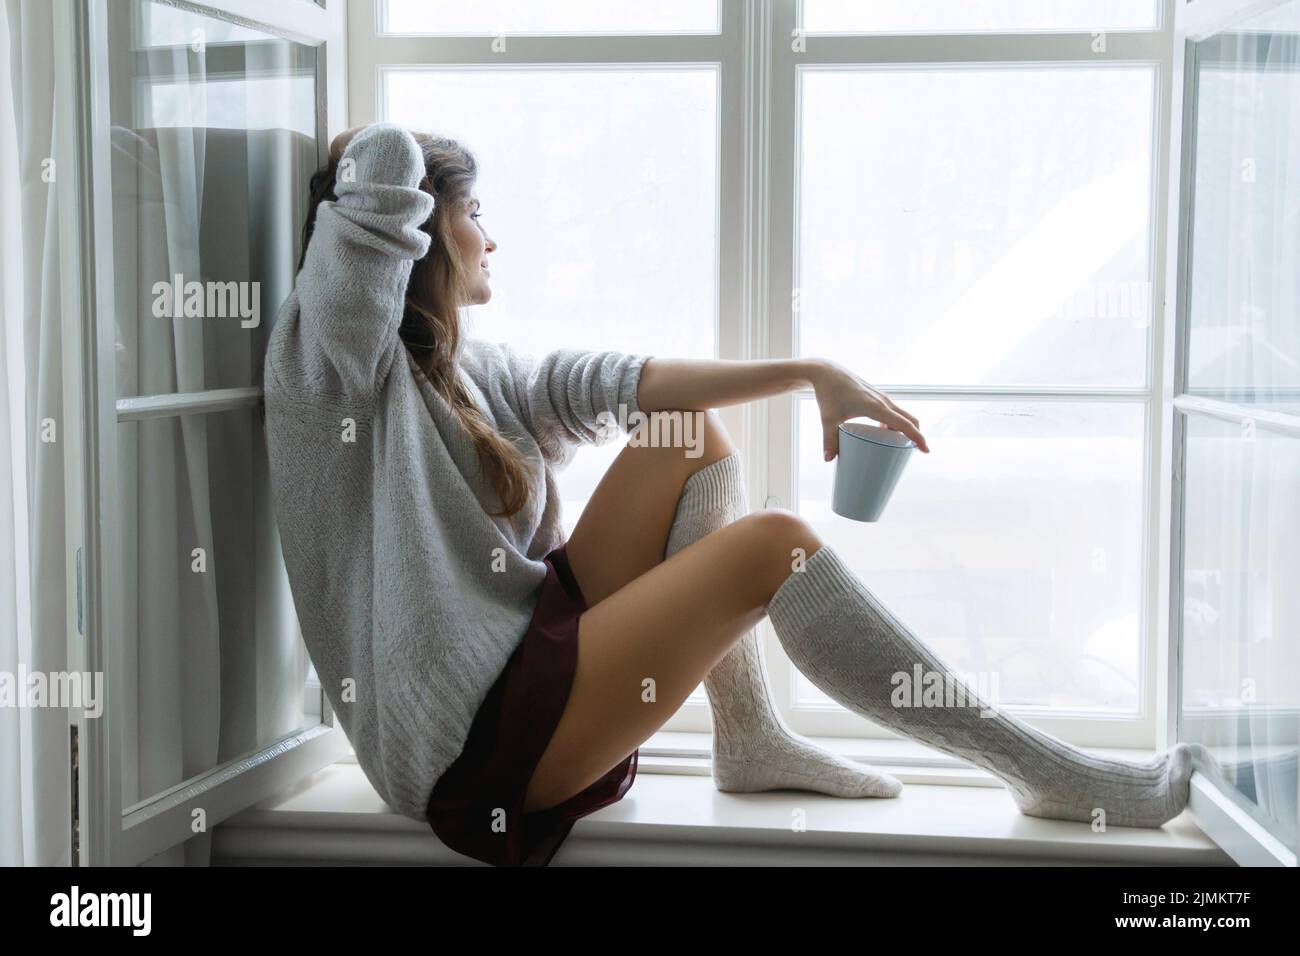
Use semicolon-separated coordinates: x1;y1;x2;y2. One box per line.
831;421;915;522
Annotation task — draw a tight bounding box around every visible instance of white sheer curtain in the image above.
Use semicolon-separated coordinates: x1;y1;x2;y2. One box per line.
1;0;71;867
106;24;312;858
111;121;224;825
2;0;312;866
1182;2;1300;851
110;121;308;813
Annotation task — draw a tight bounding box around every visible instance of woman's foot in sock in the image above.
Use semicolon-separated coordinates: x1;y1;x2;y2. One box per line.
711;727;904;799
703;628;905;800
1010;741;1220;828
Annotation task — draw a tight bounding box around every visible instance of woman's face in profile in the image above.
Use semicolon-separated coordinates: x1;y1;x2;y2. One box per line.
450;195;496;305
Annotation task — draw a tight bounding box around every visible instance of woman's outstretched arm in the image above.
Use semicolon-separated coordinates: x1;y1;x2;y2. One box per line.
636;356;931;458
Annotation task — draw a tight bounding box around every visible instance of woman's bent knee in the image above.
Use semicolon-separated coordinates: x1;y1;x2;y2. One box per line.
740;507;817;539
733;509;822;601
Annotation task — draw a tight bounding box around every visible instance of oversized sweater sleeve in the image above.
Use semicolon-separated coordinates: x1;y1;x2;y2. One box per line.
295;122;435;396
500;344;653;459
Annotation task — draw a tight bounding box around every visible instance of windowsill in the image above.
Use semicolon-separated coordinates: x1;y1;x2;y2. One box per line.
211;732;1233;866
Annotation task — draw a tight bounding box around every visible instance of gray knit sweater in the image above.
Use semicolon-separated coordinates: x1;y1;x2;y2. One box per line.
263;122;652;820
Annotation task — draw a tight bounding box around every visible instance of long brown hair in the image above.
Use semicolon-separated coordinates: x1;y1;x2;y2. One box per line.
298;134;533;519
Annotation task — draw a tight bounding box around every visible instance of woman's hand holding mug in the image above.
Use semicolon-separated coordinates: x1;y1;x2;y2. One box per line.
807;358;930;461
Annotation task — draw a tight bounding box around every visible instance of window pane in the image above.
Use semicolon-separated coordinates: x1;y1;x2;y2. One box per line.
385;68;718;510
110;0;319;399
795;397;1146;713
1186;1;1300;410
383;0;719;35
118;409;314;808
136;1;272;46
802;0;1157;34
1180;412;1300;852
798;67;1155;388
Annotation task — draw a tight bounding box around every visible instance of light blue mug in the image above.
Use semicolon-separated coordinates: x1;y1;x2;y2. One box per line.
831;421;915;522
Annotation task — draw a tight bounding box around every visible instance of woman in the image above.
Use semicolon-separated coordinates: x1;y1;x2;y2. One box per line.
264;122;1217;867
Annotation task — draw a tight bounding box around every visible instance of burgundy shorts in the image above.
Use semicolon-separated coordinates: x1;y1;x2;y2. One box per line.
425;543;638;866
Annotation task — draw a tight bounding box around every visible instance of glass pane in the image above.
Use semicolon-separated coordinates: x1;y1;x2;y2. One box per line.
1186;0;1300;410
802;0;1157;34
798;67;1155;388
1180;412;1300;853
118;409;314;808
135;1;272;46
383;0;719;35
110;0;319;399
385;68;718;510
795;397;1146;713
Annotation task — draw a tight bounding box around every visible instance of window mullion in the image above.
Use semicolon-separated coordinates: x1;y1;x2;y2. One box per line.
763;0;800;726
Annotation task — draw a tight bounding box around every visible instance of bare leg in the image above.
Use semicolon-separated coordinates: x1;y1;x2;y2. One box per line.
522;408;738;811
523;508;820;811
562;409;737;607
529;410;897;809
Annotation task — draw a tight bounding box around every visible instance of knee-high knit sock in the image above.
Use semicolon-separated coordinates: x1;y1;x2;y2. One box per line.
666;451;902;799
765;544;1223;827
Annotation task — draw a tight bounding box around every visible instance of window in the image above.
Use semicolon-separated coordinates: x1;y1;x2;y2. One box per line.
70;0;349;865
109;0;323;809
1173;0;1300;859
345;2;1268;779
351;2;737;724
769;5;1173;747
381;65;720;526
792;61;1158;728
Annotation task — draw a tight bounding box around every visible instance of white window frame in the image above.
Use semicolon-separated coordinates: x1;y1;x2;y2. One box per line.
68;0;351;866
1166;0;1299;867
